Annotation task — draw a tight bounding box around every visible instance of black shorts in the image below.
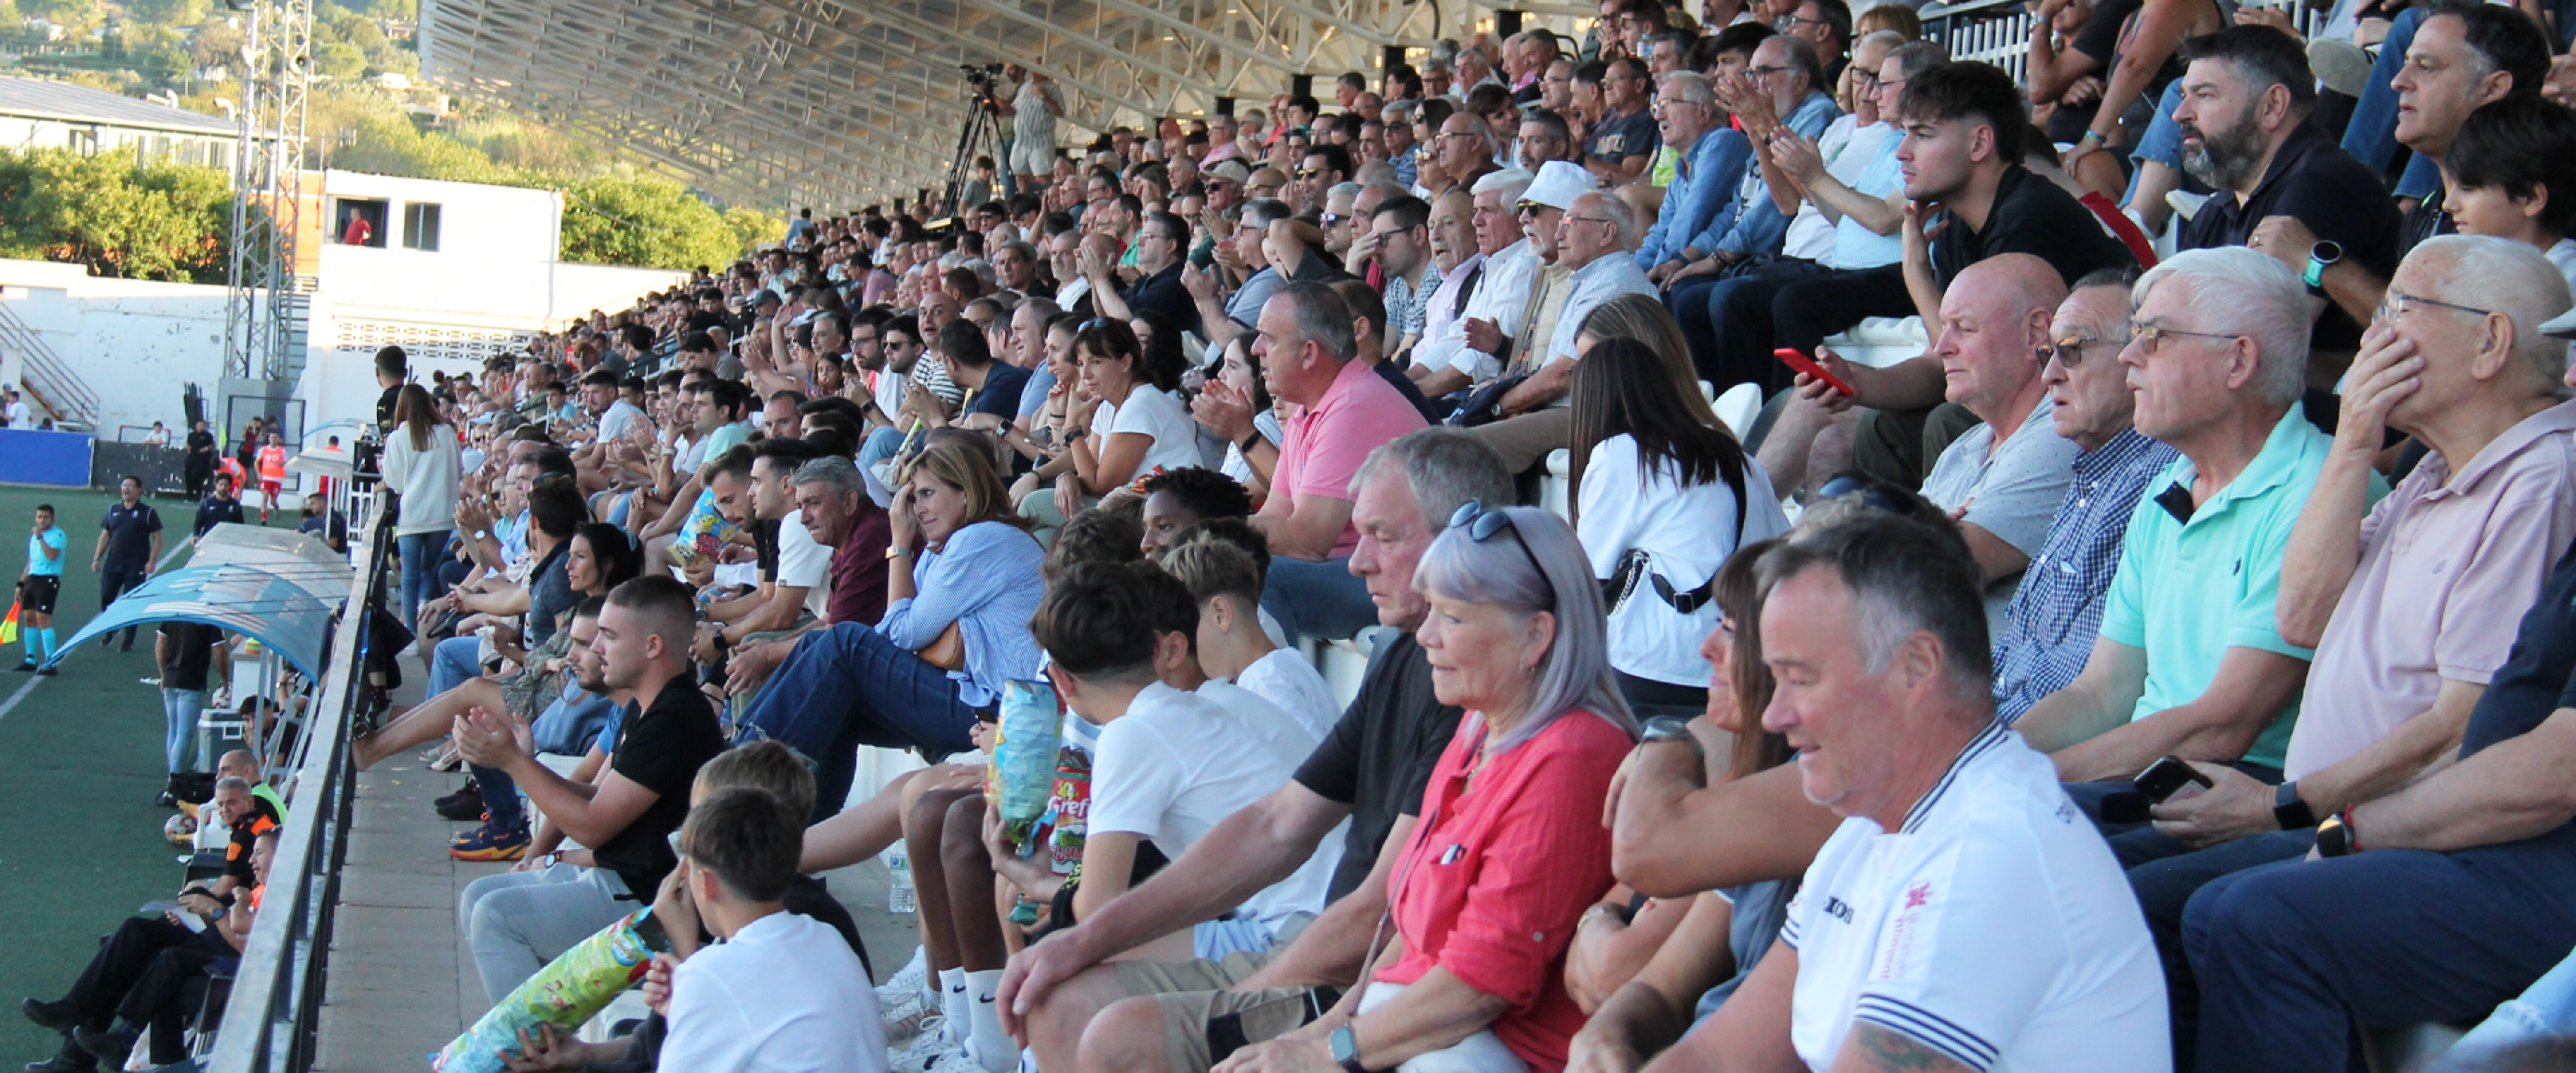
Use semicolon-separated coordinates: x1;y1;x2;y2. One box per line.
18;574;58;614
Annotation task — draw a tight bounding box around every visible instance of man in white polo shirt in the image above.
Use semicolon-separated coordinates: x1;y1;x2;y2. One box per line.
1661;513;2167;1072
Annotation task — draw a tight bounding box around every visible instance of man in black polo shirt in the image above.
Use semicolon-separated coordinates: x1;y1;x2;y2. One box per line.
1759;61;2138;489
452;576;726;1002
995;429;1510;1073
1087;211;1202;339
371;345;406;432
2174;27;2400;360
90;476;161;652
2248;0;2551;333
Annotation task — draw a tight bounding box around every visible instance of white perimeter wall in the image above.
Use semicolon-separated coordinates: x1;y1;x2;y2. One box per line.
1;170;684;446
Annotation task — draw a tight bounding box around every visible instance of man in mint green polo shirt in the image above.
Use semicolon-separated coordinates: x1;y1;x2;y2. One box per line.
2018;247;2385;802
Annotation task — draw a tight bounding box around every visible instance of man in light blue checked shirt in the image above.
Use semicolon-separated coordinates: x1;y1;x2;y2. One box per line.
1990;270;2176;723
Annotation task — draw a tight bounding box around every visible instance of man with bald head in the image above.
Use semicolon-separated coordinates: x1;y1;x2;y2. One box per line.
1912;254;2082;627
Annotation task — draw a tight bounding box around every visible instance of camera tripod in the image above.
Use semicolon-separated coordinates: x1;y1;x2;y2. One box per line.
938;88;1002;220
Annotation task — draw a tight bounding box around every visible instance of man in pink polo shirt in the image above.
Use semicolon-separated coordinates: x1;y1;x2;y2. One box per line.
1250;282;1430;641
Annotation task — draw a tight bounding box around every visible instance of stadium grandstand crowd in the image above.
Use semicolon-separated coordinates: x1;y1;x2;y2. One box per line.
24;0;2576;1067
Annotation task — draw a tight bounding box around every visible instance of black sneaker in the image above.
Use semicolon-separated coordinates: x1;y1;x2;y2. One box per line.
33;667;55;676
69;1027;131;1065
9;662;32;673
20;997;77;1033
24;1039;96;1072
435;783;485;821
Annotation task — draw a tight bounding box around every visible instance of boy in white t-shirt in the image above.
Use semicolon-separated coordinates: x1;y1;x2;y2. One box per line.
1033;560;1338;964
1157;522;1340;741
649;787;884;1073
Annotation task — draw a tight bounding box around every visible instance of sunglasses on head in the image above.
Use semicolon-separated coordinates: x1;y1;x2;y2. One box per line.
1447;499;1550;583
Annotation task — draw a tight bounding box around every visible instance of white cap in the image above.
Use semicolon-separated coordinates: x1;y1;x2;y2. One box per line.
1520;160;1594;211
2544;304;2576;341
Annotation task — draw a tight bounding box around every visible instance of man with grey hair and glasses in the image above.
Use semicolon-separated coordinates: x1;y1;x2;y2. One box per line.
1664;512;2169;1072
1988;266;2176;725
994;429;1511;1073
2016;246;2382;802
1470;188;1654;475
717;452;892;702
2110;235;2576;1068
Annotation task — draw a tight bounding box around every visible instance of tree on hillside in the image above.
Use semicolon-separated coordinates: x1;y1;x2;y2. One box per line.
0;148;231;281
559;175;744;270
723;205;780;257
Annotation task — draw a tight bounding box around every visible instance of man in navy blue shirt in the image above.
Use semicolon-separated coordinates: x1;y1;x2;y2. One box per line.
91;476;161;652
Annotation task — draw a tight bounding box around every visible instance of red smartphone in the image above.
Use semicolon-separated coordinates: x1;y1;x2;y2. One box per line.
1775;347;1856;397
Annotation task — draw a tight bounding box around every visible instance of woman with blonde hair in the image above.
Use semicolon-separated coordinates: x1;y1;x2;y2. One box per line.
738;442;1047;815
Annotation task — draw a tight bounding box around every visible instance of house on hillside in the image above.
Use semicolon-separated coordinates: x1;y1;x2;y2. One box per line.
0;74;238;170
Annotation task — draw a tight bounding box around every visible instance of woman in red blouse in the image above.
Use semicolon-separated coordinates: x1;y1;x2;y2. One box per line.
1218;502;1637;1073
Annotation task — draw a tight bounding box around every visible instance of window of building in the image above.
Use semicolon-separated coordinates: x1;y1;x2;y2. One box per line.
332;197;388;247
402;201;442;252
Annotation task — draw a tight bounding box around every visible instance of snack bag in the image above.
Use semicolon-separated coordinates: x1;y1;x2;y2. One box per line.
989;678;1060;852
431;906;671;1072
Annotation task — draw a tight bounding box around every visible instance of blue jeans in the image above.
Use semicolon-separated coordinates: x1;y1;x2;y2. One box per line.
2185;834;2576;1073
1258;554;1377;644
859;426;909;506
427;634;523;827
397;530;451;626
1667;273;1729;378
2458;943;2576;1052
161;688;204;773
737;622;981;819
2122;81;2189;206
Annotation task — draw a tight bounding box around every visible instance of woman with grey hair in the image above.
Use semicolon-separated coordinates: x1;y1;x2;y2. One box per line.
1221;503;1634;1073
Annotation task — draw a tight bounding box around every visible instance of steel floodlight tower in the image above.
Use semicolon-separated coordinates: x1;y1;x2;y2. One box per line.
222;0;314;387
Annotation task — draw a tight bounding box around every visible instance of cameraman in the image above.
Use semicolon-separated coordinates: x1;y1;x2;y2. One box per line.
1002;64;1063;195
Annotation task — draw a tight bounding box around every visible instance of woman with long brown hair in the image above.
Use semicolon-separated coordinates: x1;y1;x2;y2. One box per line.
1570;324;1789;712
383;382;460;624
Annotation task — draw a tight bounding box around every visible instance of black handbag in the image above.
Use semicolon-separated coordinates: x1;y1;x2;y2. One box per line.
1444;371;1532;428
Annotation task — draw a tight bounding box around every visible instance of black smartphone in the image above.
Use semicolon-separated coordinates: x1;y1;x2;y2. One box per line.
2134;755;2215;804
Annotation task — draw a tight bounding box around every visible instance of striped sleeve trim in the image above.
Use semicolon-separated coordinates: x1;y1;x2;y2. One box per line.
1853;996;1999;1071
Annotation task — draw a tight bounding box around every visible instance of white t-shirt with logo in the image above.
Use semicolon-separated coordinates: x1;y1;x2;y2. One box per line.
1090;680;1341;927
1783;722;2169;1073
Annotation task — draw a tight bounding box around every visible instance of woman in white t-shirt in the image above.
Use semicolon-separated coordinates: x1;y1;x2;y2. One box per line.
1033;318;1201;530
1570;333;1789;712
1199;336;1284;493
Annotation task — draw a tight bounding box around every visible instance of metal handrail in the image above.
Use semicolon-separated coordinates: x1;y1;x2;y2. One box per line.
0;301;98;429
205;488;391;1073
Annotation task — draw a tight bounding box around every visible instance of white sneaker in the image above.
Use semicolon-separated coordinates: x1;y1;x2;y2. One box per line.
887;1019;958;1073
879;985;938;1046
2308;38;2377;99
936;1044;1008;1073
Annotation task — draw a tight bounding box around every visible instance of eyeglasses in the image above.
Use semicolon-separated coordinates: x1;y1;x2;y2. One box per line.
1447;499;1551;585
1321;212;1348;226
2376;290;2495;324
1745;64;1793;79
1564;215;1618;227
1777;12;1827;27
1294;168;1324;179
2036;335;2123;367
2130;321;2245;354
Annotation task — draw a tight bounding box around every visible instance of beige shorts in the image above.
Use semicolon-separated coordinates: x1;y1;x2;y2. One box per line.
1112;951;1339;1073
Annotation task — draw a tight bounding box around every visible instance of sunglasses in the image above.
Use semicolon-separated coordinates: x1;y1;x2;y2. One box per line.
1447;499;1549;584
1816;473;1915;515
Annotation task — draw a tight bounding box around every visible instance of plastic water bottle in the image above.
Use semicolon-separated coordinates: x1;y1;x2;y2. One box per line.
886;845;917;914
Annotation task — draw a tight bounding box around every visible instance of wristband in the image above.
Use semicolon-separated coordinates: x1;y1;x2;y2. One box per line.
2303;240;2342;298
1238;431;1265;453
2272;779;2318;830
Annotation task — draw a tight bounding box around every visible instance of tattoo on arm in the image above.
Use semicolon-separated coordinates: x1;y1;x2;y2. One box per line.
1850;1023;1970;1073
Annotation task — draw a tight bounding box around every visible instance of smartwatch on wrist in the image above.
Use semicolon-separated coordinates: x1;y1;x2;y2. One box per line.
1330;1025;1368;1073
2303;240;2342;298
2315;809;2357;858
1640;715;1701;751
2272;780;2318;830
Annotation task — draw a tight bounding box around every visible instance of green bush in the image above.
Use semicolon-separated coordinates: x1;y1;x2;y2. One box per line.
0;146;231;281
